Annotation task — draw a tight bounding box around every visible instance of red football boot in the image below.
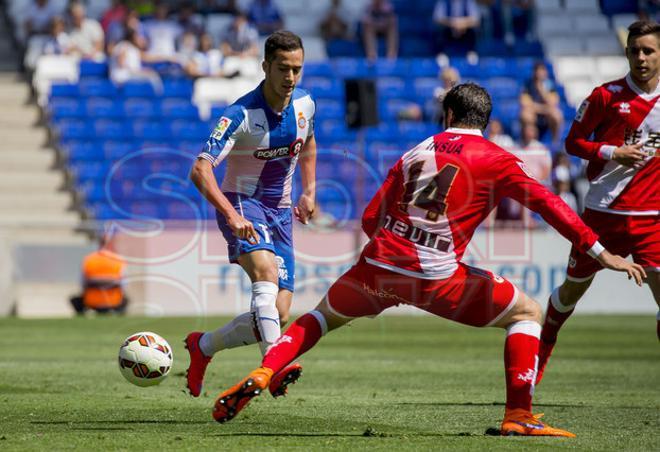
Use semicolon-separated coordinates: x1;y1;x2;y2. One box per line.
269;362;303;397
184;332;212;397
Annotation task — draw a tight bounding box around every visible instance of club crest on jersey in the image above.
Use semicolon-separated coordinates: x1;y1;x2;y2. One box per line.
619;102;631;114
297;113;306;129
607;84;623;93
211;117;232;139
575;100;589;122
253;138;304;160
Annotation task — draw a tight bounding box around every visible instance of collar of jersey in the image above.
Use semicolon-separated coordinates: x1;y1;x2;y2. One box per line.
256;81;292;119
445;127;483;136
625;73;660;100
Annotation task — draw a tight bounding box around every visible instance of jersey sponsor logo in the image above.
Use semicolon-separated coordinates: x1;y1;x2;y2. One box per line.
575;99;589;122
607;84;623;93
253;138;304;160
619;102;631;114
381;214;451;251
362;282;408;303
297;112;306;129
516;161;536;180
211;117;232;139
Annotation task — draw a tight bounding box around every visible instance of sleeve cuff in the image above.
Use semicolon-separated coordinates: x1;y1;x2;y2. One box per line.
197;153;217;166
586;241;605;259
598;145;616;160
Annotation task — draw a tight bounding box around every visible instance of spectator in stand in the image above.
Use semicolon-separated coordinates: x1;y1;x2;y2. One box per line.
196;0;239;14
552;153;579;212
100;0;129;33
639;0;660;21
487;118;516;150
361;0;398;61
476;0;495;41
433;0;480;58
106;9;147;54
24;0;59;40
320;0;351;41
110;28;163;91
177;1;205;37
144;2;183;59
69;235;129;316
42;16;71;55
516;123;552;186
128;0;155;17
183;32;227;78
247;0;284;36
501;0;536;45
520;61;564;145
396;66;460;123
221;13;260;58
66;2;105;61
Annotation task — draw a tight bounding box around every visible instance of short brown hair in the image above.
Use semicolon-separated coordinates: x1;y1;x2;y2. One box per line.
443;83;492;131
264;30;304;62
627;20;660;44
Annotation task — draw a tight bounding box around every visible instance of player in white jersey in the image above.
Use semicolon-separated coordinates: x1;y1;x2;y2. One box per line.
184;31;317;398
537;21;660;384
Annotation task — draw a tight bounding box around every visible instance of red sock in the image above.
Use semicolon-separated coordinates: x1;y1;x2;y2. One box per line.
262;312;325;374
504;321;541;411
540;290;575;344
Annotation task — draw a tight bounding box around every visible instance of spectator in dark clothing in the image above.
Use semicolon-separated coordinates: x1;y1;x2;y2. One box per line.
519;61;564;144
221;13;260;58
361;0;398;61
196;0;239;14
433;0;480;56
247;0;284;36
100;0;129;33
320;0;350;41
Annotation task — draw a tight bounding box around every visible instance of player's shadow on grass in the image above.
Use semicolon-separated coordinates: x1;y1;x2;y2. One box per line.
207;432;483;438
395;402;588;408
31;420;209;425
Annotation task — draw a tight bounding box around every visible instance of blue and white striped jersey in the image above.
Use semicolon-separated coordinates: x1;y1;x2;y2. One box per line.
198;82;316;208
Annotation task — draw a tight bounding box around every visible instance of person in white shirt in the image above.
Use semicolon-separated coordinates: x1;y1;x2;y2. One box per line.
487;118;516;150
67;2;105;61
144;2;183;59
515;123;552;187
110;29;162;92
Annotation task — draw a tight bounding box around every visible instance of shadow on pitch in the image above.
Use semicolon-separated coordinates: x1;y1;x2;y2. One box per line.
394;402;589;408
207;432;485;438
31;420;209;425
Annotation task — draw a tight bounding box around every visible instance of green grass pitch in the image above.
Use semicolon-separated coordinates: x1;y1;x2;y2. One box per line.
0;315;658;451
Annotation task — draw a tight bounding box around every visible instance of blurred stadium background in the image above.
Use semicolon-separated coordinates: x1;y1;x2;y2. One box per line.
0;0;655;318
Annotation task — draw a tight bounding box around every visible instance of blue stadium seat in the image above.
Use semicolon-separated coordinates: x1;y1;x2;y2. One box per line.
484;77;520;99
513;41;543;57
161;99;199;119
303;62;333;78
72;162;110;182
326;39;365;58
79;60;108;78
65;140;103;161
103;141;135;159
479;57;511;77
86;97;124;119
400;38;435;57
121;81;157;98
412;77;439;99
55;119;93;141
331;58;374;78
601;0;636;15
409;58;441;78
376;77;407;99
124;98;161;118
171;120;210;141
50;83;79;98
374;59;409;77
301;77;343;99
162;79;193;98
450;57;480;78
315;98;344;120
492;98;521;125
49;98;85;119
476;41;511;57
365;124;399;142
79;79;118;97
132;120;169;141
397;121;437;141
95;119;128;140
209;103;229;120
380;98;414;121
83;184;109;202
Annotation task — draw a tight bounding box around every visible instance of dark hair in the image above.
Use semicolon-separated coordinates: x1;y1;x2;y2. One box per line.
443;83;492;131
264;30;304;62
627;20;660;44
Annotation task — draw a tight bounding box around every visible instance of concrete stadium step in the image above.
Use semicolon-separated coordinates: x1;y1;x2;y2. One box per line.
0;171;64;191
0;131;48;150
7;230;88;244
14;282;79;318
0;107;39;126
0;211;80;228
0;150;56;170
0;192;72;210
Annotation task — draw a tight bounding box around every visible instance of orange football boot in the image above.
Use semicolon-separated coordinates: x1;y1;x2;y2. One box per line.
184;332;212;397
501;409;575;437
269;362;303;397
212;367;274;423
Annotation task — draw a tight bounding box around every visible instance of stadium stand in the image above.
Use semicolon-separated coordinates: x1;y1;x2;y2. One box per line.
3;0;633;226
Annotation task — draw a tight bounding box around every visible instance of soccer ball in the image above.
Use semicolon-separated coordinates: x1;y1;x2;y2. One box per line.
118;332;173;387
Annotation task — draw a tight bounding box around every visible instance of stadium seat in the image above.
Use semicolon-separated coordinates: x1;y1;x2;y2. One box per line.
409;58;441;78
65;140;103;161
585;34;623;56
601;0;637;15
412;77;439;99
303;62;334;78
78;78;118;97
86;97;124;119
326;39;365;58
301;77;343;99
94;119;127;141
380;98;414;121
376;77;407;99
56;119;93;141
132;120;169;141
103;141;135;160
315;98;344;120
331;58;374;78
485;77;520;99
121;81;157;98
50;83;80;98
400;38;435;57
595;56;628;81
48;98;85;119
79;60;108;78
374;59;409;78
124;98;161;118
161;99;199;119
162;79;194;98
565;0;599;13
574;16;610;35
537;14;574;38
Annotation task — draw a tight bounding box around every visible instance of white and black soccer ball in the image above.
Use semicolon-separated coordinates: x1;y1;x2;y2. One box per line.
118;332;173;387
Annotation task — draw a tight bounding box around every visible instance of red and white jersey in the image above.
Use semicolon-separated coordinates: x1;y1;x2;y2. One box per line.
361;128;601;279
566;74;660;215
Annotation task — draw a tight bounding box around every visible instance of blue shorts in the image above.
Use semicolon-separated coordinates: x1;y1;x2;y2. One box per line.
216;193;295;292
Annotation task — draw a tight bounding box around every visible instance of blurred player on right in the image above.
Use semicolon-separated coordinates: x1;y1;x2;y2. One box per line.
537;21;660;384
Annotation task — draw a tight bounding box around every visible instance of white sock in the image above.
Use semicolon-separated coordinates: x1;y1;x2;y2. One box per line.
199;312;257;357
250;281;280;354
